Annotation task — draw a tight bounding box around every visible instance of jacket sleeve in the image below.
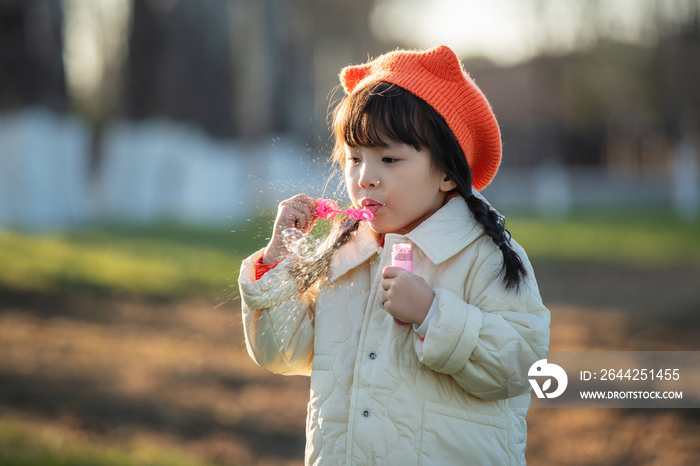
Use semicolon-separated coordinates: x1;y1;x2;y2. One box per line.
254;254;283;280
238;249;314;376
413;240;550;400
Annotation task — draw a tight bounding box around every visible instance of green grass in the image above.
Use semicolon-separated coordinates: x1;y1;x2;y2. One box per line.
0;210;698;299
505;211;700;266
0;214;278;300
0;419;218;466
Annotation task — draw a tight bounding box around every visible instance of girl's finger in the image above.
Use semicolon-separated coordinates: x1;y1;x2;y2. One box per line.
291;195;318;221
382;266;403;279
278;200;294;216
302;195;319;215
283;206;306;229
294;206;310;229
285;198;313;222
303;197;318;219
309;197;319;213
292;194;313;209
282;212;296;229
294;201;313;221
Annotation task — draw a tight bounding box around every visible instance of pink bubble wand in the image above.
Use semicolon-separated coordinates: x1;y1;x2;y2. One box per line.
316;199;374;222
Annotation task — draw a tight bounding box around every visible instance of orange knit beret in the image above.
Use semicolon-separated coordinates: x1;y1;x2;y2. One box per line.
339;45;501;191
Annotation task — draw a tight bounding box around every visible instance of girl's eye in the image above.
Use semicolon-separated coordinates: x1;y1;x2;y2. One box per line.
346;157;361;166
382;157;398;164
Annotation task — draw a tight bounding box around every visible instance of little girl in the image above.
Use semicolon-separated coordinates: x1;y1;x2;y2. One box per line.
238;45;550;465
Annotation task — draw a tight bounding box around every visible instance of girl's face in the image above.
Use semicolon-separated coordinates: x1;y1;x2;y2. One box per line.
344;141;457;236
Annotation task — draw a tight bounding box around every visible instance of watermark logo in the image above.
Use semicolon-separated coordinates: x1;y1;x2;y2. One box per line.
529;359;568;398
509;352;697;408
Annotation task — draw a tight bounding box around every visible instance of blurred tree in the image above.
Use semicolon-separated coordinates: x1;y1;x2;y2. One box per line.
121;0;381;144
253;0;382;142
657;11;700;140
0;0;66;112
123;0;235;138
62;0;130;127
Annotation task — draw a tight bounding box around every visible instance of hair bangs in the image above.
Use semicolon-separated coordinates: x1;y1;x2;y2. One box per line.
332;82;434;164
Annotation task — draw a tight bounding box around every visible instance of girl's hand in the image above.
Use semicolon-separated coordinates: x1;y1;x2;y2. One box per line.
381;266;435;325
262;194;319;265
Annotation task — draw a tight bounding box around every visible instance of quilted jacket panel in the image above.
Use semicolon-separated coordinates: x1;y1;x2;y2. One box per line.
239;195;550;465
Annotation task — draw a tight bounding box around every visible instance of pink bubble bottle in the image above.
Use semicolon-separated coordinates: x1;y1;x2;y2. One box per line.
391;243;413;325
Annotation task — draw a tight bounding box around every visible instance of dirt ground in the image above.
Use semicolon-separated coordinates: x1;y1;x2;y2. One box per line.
1;261;699;465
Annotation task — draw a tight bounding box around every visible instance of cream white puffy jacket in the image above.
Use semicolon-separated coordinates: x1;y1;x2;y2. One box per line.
239;195;550;465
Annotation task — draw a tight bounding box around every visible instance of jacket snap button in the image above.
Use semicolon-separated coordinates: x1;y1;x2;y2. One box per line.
362;410;370;418
369;352;377;360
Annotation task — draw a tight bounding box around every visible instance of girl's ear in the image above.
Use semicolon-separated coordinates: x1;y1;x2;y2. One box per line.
439;175;457;192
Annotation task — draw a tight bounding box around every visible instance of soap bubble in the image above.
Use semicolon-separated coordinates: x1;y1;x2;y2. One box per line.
282;228;321;258
282;228;304;245
296;235;320;257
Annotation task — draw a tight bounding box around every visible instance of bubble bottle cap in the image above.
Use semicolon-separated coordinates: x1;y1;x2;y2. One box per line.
391;243;413;265
391;243;413;274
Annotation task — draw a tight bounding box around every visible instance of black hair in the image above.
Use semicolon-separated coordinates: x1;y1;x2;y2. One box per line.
292;81;526;294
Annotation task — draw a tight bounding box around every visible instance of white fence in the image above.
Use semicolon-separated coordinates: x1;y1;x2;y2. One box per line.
0;108;698;231
0;108;341;230
0;108;90;230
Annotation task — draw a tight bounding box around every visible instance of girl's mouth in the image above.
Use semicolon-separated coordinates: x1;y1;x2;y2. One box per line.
360;199;383;215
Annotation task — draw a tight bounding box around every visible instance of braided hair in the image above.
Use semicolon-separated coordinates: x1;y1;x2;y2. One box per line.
289;217;360;294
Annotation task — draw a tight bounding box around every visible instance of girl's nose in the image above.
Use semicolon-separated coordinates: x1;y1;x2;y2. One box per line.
358;165;380;189
359;179;380;188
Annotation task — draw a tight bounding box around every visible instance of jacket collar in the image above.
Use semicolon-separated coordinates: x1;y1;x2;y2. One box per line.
327;193;488;283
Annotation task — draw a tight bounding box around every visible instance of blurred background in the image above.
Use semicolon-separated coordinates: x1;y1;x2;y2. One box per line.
1;0;699;465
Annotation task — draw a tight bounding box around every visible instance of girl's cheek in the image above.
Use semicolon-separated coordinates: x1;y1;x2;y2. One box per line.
344;168;355;184
346;174;357;190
